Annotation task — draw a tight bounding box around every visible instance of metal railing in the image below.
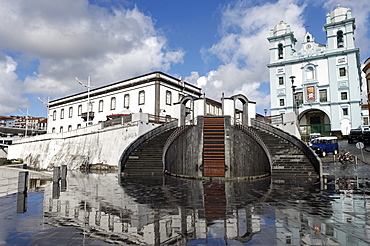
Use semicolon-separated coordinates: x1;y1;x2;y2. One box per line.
148;114;176;124
251;118;322;177
299;124;331;137
118;120;179;173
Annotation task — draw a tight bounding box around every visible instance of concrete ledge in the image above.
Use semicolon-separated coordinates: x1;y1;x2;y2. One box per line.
164;172;270;181
0;165;52;180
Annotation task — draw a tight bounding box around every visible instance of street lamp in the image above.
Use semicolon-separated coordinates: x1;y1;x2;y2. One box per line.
289;75;299;128
75;76;94;126
19;109;29;137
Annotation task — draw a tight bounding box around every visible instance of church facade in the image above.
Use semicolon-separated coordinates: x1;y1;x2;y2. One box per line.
267;5;362;136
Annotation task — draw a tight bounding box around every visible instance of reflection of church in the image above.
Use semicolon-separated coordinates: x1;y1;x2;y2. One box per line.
268;5;363;136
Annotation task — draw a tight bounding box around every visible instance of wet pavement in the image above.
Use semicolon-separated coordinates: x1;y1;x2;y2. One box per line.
1;140;370;245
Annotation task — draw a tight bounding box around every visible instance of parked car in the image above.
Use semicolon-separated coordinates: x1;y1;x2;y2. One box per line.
310;136;339;157
348;127;362;143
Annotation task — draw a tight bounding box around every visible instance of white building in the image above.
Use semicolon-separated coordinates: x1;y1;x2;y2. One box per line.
268;5;362;137
47;71;203;133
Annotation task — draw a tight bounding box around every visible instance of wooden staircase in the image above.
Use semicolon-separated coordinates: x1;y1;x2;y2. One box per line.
203;117;225;177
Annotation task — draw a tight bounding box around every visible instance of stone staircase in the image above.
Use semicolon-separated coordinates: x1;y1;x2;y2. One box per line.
123;129;175;176
252;128;318;177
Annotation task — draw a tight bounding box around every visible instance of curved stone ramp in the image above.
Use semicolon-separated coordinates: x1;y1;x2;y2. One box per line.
251;119;322;178
119;120;178;176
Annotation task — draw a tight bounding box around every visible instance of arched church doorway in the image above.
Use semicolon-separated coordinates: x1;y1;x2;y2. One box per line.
298;109;331;139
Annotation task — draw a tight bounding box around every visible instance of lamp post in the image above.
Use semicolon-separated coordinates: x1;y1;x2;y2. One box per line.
289;75;298;124
18;109;29;137
75;76;94;126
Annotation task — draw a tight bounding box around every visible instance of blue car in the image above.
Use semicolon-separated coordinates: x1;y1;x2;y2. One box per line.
309;136;339;157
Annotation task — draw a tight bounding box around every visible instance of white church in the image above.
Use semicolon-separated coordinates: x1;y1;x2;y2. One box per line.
267;5;363;137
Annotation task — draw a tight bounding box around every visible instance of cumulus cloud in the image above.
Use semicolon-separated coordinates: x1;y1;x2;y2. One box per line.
192;0;307;111
0;0;184;114
0;54;28;113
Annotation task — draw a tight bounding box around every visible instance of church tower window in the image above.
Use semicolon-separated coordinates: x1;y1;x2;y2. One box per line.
278;43;283;59
337;30;344;48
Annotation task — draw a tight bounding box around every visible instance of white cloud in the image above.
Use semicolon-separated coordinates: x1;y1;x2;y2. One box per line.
0;54;28;113
194;0;306;111
0;0;184;114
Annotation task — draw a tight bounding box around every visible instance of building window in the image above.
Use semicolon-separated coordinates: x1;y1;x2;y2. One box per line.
89;102;93;112
363;117;369;125
319;89;327;102
124;94;130;108
306;66;314;80
166;91;172;105
337;30;344;48
78;105;82;116
53;110;56;121
60;126;63;133
77;124;81;129
110;97;116;110
279;98;285;106
296;92;303;106
60;109;64;119
339;67;346;77
139;91;145;105
341;92;348;100
342;108;348;116
69;107;73;118
52;127;55;133
278;43;283;59
278;77;284;85
68;125;72;131
99;100;104;112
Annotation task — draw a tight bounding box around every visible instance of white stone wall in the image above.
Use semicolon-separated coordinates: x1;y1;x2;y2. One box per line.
8;122;158;170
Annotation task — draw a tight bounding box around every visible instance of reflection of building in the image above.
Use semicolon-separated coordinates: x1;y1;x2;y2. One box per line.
363;57;370;125
268;5;362;137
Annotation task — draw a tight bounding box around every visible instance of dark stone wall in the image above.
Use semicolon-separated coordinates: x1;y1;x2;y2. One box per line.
228;126;270;178
165;116;271;179
164;121;203;177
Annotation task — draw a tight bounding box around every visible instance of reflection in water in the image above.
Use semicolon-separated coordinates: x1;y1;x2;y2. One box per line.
43;172;370;245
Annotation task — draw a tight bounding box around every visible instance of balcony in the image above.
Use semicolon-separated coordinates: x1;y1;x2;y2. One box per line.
81;112;95;122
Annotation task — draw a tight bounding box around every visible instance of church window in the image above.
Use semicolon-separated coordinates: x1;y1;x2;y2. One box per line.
110;97;116;110
124;94;130;108
278;43;283;59
279;98;285;106
68;125;72;131
52;127;55;133
296;92;303;106
341;92;348;100
306;35;310;42
342;108;348;116
339;67;346;77
98;100;103;112
337;30;344;48
60;126;63;133
278;77;284;85
319;89;327;102
306;67;314;80
53;110;56;121
139;91;145;105
60;109;64;119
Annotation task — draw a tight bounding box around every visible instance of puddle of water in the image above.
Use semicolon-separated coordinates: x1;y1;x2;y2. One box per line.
2;167;370;245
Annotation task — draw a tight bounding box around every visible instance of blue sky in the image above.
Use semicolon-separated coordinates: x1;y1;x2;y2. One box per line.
0;0;369;117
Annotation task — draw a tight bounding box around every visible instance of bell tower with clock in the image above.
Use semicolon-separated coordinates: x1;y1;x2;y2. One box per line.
267;5;363;137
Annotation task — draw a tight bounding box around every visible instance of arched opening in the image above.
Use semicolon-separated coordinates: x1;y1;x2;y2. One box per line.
298;109;331;139
179;95;195;126
230;94;249;125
